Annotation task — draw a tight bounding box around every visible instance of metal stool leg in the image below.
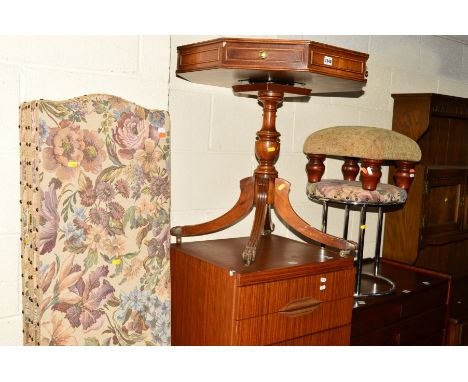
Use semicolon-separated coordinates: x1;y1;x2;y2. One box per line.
355;204;367;295
343;204;350;240
321;200;328;233
373;207;384;275
360;206;396;297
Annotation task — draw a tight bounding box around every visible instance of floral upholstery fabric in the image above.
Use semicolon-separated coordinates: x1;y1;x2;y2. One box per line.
19;94;171;346
307;180;407;204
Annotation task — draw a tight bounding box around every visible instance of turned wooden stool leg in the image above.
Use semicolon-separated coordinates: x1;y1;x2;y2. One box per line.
342;157;359;181
306;154;326;183
394;160;416;191
360;159;382;191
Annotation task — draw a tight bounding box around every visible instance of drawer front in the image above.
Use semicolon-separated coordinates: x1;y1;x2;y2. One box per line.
224;42;308;69
235;269;354;320
272;325;351;346
351;325;401;346
352;300;402;338
178;41;223;71
400;282;448;318
352;281;448;338
352;306;447;346
233;297;353;346
309;43;367;81
399;306;447;345
411;330;445;346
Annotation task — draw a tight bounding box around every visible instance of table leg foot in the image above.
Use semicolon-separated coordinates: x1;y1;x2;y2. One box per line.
242;176;269;265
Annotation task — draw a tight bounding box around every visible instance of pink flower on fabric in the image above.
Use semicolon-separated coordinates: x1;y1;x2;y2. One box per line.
112;112;155;159
42;120;84;181
81;129;106;174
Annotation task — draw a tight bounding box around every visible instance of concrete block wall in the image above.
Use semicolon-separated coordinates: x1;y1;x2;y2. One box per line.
1;35;467;345
0;36;170;344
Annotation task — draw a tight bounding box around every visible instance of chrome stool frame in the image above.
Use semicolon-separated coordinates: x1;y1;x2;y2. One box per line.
309;194;404;297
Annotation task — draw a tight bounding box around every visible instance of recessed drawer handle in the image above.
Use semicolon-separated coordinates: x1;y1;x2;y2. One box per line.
279;297;322;317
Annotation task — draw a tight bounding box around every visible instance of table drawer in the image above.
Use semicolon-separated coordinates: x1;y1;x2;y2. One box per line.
235;269;355;319
224;41;308;69
272;325;351;346
233;297;353;345
309;42;366;80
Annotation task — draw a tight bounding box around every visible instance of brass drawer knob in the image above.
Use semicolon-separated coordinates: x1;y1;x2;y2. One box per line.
259;50;268;59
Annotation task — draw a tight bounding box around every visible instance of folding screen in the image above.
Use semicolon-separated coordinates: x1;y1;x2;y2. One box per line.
19;94;170;345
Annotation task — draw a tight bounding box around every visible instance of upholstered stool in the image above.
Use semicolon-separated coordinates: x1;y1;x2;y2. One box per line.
303;126;421;297
303;126;421;191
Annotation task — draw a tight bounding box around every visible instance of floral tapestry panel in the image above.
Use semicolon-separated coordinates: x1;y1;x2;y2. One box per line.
20;94;171;346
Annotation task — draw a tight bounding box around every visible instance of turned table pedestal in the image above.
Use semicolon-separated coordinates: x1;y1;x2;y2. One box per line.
170;37;369;264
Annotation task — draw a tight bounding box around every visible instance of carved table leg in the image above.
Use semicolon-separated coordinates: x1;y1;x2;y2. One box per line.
170;176;254;242
273;178;356;253
242;177;269;265
263;207;275;235
241;86;283;264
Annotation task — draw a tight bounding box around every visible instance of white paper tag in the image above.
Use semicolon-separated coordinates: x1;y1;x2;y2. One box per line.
320;277;327;283
422;281;431;286
319;285;326;291
324;56;333;66
402;289;411;294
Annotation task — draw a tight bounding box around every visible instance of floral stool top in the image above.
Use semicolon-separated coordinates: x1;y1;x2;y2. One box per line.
20;94;171;346
307;179;407;205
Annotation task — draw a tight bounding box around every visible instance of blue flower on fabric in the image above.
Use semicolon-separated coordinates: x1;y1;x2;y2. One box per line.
127;288;144;312
38;119;49;147
72;206;86;221
61;221;85;245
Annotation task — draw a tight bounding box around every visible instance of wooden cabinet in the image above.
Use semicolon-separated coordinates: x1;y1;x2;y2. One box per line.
422;167;467;246
351;260;450;346
171;235;355;345
383;93;468;345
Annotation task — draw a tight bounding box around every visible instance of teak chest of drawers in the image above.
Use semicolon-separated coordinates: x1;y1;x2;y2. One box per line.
171;235;355;346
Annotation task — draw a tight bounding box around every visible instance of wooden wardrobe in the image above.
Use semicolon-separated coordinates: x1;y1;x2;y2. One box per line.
383;93;468;345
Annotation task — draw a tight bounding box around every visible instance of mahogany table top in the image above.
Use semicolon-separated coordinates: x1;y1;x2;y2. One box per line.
176;37;369;94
